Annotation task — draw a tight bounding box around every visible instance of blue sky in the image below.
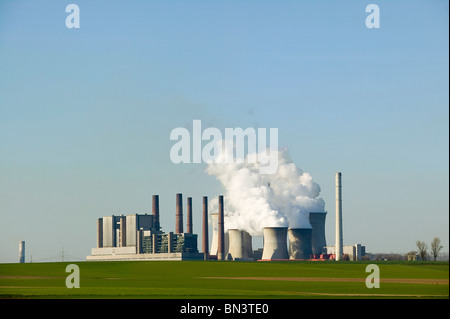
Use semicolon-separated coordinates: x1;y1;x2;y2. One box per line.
0;0;448;262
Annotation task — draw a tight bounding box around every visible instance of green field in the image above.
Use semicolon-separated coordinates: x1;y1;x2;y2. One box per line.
0;260;448;299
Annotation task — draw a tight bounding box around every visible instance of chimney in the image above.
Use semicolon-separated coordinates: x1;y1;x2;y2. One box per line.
261;227;289;260
19;241;25;263
186;197;193;234
217;195;225;261
288;228;313;259
176;193;183;233
335;172;343;261
152;195;160;231
202;196;209;260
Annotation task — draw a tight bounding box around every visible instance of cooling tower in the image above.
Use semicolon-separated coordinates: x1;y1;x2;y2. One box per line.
176;193;183;233
261;227;289;260
19;241;25;263
210;213;218;255
288;228;313;260
210;212;229;258
309;212;327;255
335;172;343;261
227;229;253;261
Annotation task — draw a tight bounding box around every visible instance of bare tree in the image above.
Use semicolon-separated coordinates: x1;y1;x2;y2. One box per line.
430;237;443;261
416;241;428;261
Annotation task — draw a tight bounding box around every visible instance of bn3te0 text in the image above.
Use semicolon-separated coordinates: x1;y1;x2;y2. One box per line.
225;303;269;314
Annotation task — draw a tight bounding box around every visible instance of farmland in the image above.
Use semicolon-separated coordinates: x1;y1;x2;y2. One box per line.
0;260;448;299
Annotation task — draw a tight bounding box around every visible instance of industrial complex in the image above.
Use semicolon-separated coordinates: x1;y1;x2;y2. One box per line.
87;194;203;261
85;172;366;262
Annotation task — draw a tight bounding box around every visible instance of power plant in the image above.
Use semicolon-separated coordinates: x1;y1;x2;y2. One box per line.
87;172;366;262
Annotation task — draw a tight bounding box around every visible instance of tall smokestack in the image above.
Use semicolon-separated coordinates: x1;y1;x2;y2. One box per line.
309;212;327;255
335;172;343;261
19;241;25;263
152;195;160;231
187;197;193;234
202;196;209;260
217;195;225;261
176;193;183;233
288;228;312;259
261;227;289;260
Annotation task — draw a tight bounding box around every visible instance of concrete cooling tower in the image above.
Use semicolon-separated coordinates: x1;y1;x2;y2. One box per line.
309;212;327;255
210;213;229;258
288;228;312;260
227;229;253;261
261;227;289;260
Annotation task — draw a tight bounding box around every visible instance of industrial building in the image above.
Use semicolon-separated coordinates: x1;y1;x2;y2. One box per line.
87;194;203;261
325;244;366;261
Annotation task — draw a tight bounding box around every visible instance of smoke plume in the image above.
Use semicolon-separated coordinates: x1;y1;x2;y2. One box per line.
206;144;325;236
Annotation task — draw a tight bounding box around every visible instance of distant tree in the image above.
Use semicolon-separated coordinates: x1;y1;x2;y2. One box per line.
430;237;443;261
416;241;428;261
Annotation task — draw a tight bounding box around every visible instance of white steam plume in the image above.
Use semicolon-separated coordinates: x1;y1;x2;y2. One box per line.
206;144;325;236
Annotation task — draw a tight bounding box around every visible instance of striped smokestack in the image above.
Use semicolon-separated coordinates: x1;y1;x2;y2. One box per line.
217;195;225;261
176;193;183;233
202;196;209;260
186;197;193;234
152;195;160;231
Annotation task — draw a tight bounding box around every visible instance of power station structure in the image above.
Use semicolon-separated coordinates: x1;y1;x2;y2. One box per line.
19;241;25;263
87;194;203;261
87;173;365;262
335;172;343;261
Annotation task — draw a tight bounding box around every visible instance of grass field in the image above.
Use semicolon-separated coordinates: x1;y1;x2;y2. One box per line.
0;260;448;299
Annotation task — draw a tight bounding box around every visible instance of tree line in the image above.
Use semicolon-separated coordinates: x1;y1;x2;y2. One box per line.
411;237;444;261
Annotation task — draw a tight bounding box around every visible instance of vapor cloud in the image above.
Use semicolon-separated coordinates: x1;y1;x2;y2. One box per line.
206;145;325;236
